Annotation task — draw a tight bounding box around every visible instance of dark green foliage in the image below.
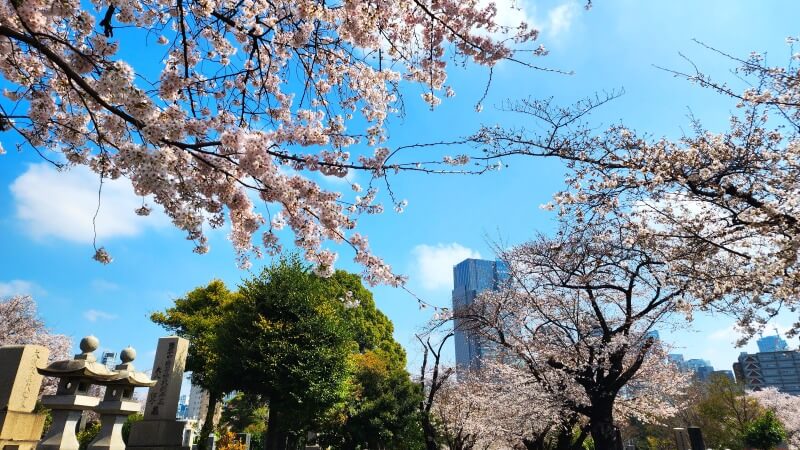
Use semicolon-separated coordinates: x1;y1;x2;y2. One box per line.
77;421;101;450
743;410;787;450
220;392;268;436
153;255;422;450
319;350;425;450
221;256;355;449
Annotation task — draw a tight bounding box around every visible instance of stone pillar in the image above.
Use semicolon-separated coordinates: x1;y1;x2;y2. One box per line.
37;336;115;450
0;345;50;450
127;337;189;450
686;426;706;450
88;347;155;450
673;428;691;450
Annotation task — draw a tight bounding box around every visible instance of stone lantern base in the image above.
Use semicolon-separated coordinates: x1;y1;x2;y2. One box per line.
126;419;191;450
37;394;100;450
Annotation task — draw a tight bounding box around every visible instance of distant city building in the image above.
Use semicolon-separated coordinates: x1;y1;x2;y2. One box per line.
668;354;687;371
668;355;717;381
452;258;508;373
101;351;117;371
177;394;188;419
645;330;660;341
757;334;789;353
187;383;222;425
187;383;206;420
686;359;716;381
737;349;800;395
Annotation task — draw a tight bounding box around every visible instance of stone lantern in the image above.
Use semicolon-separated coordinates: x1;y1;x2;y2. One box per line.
88;347;156;450
37;336;116;450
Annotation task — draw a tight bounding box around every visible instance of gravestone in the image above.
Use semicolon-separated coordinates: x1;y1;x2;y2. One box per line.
686;427;706;450
127;337;189;450
0;345;50;450
673;428;691;450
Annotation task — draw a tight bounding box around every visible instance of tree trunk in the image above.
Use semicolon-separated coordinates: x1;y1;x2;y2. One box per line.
198;391;220;450
265;405;287;450
589;401;619;450
420;413;438;450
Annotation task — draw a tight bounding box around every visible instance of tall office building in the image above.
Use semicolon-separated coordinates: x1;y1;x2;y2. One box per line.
736;349;800;395
187;383;223;424
668;355;718;381
757;333;789;353
452;258;508;373
101;351;117;371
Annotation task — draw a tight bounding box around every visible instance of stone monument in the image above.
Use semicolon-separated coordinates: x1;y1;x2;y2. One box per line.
88;347;156;450
127;337;189;450
37;336;116;450
0;345;50;450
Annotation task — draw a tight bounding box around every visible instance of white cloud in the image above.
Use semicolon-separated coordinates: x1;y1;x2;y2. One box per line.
545;2;579;39
10;164;166;244
478;0;579;42
83;309;118;322
709;324;740;343
411;243;481;291
0;279;45;297
483;0;535;31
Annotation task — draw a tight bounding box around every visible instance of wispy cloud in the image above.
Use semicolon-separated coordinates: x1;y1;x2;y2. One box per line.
83;309;119;322
0;279;45;297
411;243;481;291
545;2;579;39
10;164;167;244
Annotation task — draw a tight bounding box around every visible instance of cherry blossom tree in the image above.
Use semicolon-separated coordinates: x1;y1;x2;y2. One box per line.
469;38;800;337
0;295;72;394
0;0;549;282
452;218;692;450
416;331;456;450
438;360;588;450
749;387;800;449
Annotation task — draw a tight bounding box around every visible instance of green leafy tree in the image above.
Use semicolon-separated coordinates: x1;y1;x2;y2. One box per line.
221;256;354;450
77;421;101;450
320;350;424;450
743;411;787;450
151;280;239;450
220;392;268;437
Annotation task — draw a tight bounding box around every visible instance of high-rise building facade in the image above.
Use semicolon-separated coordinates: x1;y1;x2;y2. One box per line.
452;258;508;373
101;351;117;371
668;354;719;381
737;349;800;395
757;334;789;353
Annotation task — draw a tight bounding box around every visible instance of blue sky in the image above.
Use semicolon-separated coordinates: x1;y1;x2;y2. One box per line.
2;0;799;378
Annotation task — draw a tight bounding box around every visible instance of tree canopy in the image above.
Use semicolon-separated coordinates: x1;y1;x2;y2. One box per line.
0;0;542;279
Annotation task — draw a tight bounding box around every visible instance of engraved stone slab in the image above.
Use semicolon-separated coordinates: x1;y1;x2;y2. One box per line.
143;337;188;420
0;345;49;413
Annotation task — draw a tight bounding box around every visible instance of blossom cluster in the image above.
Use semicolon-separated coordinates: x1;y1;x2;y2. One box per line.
471;41;800;336
0;0;540;282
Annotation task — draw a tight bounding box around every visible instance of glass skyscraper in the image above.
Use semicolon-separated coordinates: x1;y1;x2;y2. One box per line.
757;334;789;353
452;258;508;373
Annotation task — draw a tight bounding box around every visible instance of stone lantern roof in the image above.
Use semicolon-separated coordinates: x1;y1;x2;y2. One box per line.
37;335;116;380
104;346;156;387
